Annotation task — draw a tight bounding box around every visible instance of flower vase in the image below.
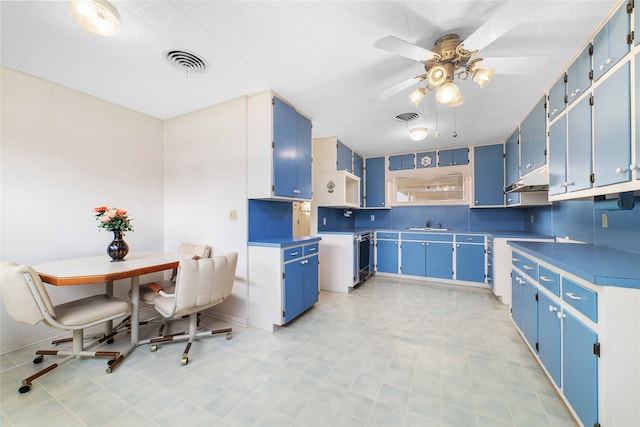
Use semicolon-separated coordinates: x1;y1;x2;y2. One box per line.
107;231;129;262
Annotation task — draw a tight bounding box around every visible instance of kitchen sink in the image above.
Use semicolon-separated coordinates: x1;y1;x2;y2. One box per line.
406;227;449;231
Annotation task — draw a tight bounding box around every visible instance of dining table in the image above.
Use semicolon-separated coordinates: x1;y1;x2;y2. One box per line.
33;251;188;371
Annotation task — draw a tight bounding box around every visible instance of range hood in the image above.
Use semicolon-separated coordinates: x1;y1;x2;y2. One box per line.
505;166;549;193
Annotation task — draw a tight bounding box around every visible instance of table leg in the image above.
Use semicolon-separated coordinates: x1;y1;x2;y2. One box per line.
106;275;139;373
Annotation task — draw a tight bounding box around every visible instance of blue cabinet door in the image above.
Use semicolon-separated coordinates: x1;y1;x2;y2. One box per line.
522;280;538;351
389;154;415;170
636;53;640;181
567;96;593;192
455;243;485;282
296;113;312;199
594;62;631;187
365;157;385;207
353;153;364;207
439;148;469;166
401;241;425;276
302;255;319;309
273;97;298;198
548;115;567;197
426;242;453;279
538;292;561;387
511;272;524;331
505;130;521;205
548;74;567;120
376;240;398;273
563;311;598;427
337;140;353;173
593;3;630;81
567;45;592;105
473;144;505;206
416;151;436;168
283;260;305;323
520;97;547;175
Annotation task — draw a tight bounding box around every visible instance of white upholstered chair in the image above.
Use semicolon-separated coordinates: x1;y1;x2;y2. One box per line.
138;252;237;365
0;261;130;393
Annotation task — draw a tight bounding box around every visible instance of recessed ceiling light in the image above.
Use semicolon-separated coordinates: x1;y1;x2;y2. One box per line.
68;0;120;36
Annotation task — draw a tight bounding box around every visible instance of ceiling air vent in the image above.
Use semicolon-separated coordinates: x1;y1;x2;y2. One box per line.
394;112;421;123
165;50;208;74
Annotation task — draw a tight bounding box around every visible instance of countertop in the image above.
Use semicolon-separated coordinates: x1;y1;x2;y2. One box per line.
248;236;321;248
509;241;640;289
319;228;554;239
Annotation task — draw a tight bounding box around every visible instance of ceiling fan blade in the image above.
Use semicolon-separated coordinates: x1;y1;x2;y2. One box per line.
480;57;550;75
366;76;421;103
373;35;436;62
462;2;535;52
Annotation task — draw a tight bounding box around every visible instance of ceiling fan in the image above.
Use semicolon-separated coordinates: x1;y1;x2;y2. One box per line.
369;2;542;107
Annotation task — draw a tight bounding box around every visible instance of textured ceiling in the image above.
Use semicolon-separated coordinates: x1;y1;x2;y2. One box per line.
0;1;618;157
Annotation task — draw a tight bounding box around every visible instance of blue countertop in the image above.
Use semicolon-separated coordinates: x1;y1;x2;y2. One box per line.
509;241;640;289
319;228;553;240
248;236;321;248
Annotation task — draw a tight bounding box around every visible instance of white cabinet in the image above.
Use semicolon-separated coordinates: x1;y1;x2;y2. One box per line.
313;136;361;207
248;91;312;201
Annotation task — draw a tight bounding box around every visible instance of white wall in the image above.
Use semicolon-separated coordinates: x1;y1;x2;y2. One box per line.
163;97;249;325
0;67;165;352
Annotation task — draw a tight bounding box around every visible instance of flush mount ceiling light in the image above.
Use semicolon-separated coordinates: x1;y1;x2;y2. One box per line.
68;0;119;36
409;127;428;141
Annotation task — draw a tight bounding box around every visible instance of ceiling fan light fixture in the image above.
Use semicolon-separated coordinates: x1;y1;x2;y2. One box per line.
427;65;447;87
409;87;426;105
473;67;495;88
449;93;465;107
68;0;120;36
435;82;461;105
409;127;428;141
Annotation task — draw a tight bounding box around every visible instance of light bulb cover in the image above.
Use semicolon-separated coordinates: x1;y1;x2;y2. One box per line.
427;65;447;87
408;87;426;106
68;0;120;36
435;82;460;104
449;93;465;107
409;127;428;141
473;67;495;88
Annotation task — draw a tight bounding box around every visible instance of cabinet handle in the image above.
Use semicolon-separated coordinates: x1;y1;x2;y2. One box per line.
308;247;316;251
548;305;558;312
289;252;299;256
557;312;566;319
525;163;533;169
540;276;553;282
523;265;533;270
512;257;520;262
599;64;606;70
616;167;628;174
565;292;582;300
630;164;638;171
301;260;308;265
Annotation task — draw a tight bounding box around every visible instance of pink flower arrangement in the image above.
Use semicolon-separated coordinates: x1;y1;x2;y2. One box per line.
93;206;134;234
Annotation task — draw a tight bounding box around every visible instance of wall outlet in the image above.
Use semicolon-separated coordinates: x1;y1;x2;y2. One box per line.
601;213;608;228
229;209;238;221
370;215;375;222
530;214;535;224
322;217;326;226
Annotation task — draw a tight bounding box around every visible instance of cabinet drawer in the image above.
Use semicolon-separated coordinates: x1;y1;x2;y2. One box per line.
425;234;454;242
520;255;539;281
377;232;398;239
456;234;485;244
538;266;560;296
283;246;303;262
304;243;319;256
512;253;523;269
562;278;597;322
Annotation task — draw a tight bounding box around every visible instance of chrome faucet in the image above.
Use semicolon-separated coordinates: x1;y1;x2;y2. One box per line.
425;218;431;228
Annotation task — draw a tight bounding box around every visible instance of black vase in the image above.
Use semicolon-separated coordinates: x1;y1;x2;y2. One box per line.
107;231;129;262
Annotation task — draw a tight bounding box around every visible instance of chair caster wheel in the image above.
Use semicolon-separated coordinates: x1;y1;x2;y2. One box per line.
150;344;158;352
33;356;44;364
107;359;114;366
181;357;189;365
226;333;232;340
18;384;32;394
107;338;114;344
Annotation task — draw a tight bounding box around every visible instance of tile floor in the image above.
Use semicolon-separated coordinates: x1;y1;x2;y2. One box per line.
0;276;577;426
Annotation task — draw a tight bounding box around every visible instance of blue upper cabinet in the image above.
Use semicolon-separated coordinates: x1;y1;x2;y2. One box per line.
439;148;469;166
505;130;520;205
636;52;640;180
353;152;364;207
336;140;353;173
548;73;567;120
388;153;415;170
593;62;631;187
416;151;436;168
567;96;593;192
567;45;592;105
592;2;630;81
473;144;505;206
295;113;313;199
548;115;567;197
520;97;547;176
365;156;386;207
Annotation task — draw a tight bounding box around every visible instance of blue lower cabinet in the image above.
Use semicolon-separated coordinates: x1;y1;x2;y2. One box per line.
283;253;318;323
563;311;598;427
426;242;453;279
455;243;485;282
401;241;426;276
538;292;561;387
522;280;538;351
302;255;319;309
376;239;398;273
511;272;524;331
